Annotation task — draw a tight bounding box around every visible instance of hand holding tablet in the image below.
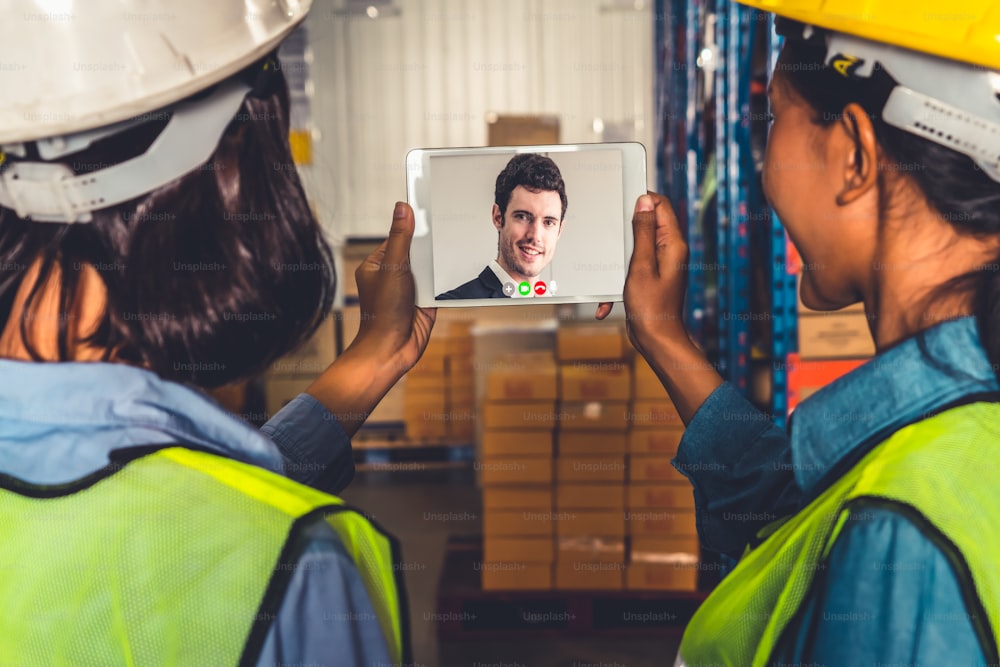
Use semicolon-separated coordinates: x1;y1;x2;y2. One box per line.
406;143;647;308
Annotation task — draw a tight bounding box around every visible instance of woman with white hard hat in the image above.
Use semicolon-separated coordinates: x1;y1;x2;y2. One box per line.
0;1;432;664
599;1;1000;664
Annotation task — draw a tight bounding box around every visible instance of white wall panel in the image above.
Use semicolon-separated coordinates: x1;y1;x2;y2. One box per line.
301;0;655;240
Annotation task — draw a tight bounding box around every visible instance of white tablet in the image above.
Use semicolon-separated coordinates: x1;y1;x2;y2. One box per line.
406;142;647;308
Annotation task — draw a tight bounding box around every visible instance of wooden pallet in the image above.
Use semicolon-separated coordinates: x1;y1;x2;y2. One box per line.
433;536;709;639
352;437;474;466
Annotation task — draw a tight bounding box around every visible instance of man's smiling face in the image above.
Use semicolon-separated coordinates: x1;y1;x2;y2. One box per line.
494;185;564;282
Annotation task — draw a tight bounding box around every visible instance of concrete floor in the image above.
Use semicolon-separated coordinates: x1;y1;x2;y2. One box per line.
341;466;682;667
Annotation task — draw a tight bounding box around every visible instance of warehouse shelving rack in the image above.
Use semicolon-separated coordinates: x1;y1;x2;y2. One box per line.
655;1;797;427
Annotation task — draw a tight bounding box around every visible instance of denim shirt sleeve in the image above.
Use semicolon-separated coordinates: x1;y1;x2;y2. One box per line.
261;394;356;494
778;507;986;665
672;382;803;557
255;520;392;667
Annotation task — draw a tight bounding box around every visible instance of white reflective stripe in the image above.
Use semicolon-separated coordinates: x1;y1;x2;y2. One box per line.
883;86;1000;182
0;78;250;223
673;652;688;667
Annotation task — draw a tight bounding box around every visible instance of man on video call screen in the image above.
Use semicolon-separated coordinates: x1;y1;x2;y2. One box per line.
436;153;566;300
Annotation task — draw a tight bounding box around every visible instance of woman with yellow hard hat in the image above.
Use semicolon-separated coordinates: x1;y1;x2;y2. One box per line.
600;0;1000;664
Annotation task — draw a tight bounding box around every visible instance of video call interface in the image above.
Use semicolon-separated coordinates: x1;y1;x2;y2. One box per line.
428;149;627;302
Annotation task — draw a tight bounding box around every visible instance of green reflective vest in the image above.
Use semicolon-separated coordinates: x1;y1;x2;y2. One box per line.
0;446;409;666
678;402;1000;666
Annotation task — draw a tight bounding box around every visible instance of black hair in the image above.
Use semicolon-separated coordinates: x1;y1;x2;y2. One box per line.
494;153;568;221
777;20;1000;382
0;66;335;389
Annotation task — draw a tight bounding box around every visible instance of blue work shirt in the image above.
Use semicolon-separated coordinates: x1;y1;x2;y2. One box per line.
0;359;390;667
674;316;1000;664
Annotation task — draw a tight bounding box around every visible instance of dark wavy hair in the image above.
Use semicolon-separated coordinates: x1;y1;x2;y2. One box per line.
494;153;568;221
777;21;1000;381
0;66;334;388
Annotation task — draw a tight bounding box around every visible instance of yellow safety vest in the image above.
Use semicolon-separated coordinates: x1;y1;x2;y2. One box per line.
0;445;409;666
677;402;1000;666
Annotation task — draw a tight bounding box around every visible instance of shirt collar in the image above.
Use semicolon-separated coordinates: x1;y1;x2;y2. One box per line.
790;316;999;495
0;359;284;485
487;260;522;294
488;260;549;298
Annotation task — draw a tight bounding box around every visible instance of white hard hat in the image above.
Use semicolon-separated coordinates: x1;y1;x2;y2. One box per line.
0;0;312;144
0;0;312;224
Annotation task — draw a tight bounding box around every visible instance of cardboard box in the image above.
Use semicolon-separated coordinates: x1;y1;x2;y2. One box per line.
482;430;554;458
633;357;669;399
631;536;700;558
485;353;558;400
555;560;624;590
406;374;448;394
269;314;336;375
627;484;695;510
629;400;683;429
554;510;625;538
483;401;557;429
558;401;630;432
625;562;699;591
484;536;555;563
557;324;631;362
487;113;560;146
444;385;478;412
405;417;448;440
628;428;685;455
409;351;447;376
264;375;317;417
367;379;406;423
447;413;476;441
797;313;876;359
628;455;688;484
556;457;626;484
404;392;447;417
481;561;552;590
483;509;555;537
559;362;632;401
558;431;628;456
482;487;553;512
557;324;631;361
448;356;476;377
797;273;865;314
625;509;697;536
556;484;625;511
445;336;474;357
479;456;553;485
404;389;449;439
557;537;626;563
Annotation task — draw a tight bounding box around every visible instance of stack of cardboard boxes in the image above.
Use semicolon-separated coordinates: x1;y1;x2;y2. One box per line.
480;352;559;590
443;320;476;442
263;315;336;418
477;323;700;592
553;325;631;589
404;319;478;442
626;356;699;591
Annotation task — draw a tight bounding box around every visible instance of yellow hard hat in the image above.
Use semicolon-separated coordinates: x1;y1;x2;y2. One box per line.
737;0;1000;182
735;0;1000;72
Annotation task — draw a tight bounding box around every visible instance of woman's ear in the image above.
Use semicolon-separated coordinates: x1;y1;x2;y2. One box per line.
835;102;879;206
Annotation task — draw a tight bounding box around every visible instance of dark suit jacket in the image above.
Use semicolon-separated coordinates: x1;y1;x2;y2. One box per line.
436;267;509;300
